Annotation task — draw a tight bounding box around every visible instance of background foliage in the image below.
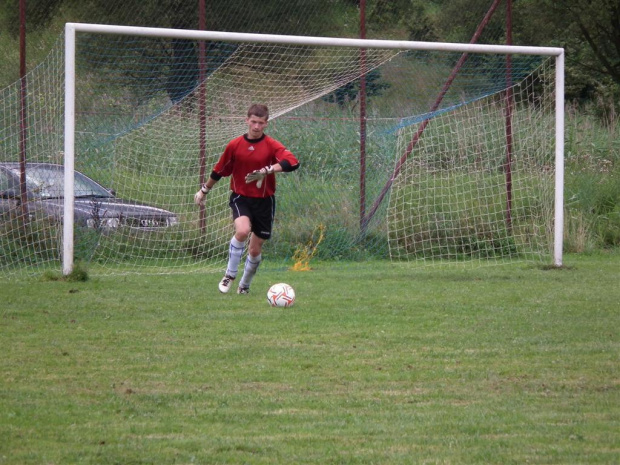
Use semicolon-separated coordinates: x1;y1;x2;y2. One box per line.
0;0;618;255
2;0;618;107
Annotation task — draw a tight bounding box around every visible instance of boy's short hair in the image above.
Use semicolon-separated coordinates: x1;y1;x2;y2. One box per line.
247;104;269;120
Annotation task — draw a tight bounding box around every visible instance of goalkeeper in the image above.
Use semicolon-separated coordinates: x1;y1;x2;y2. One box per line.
194;104;300;294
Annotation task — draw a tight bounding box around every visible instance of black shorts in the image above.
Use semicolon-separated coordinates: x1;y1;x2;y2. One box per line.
229;193;276;240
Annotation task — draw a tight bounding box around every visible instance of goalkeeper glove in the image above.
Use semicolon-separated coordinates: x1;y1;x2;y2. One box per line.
194;184;211;206
245;165;274;188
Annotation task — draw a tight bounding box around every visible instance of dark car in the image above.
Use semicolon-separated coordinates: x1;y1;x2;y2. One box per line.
0;162;178;230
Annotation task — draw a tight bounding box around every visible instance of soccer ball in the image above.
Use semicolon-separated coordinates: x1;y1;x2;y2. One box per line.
267;283;296;308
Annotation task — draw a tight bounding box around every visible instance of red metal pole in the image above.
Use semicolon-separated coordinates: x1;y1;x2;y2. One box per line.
504;0;514;230
19;0;29;221
362;0;503;228
198;0;207;232
359;0;367;232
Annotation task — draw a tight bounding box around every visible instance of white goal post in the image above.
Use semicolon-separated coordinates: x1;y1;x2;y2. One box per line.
62;22;565;275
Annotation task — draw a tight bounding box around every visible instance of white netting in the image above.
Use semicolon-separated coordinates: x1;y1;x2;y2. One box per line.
0;30;558;279
0;38;65;278
387;59;556;264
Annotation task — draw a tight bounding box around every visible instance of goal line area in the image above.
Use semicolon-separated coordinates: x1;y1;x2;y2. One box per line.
0;23;564;279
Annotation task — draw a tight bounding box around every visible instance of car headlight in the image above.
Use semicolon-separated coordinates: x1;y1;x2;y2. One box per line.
104;218;121;228
167;216;179;227
87;217;121;229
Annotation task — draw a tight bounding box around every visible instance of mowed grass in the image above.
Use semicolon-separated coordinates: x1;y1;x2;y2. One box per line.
1;253;619;464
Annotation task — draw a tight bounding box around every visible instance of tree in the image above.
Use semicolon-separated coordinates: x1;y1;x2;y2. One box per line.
2;0;619;111
367;0;437;41
515;0;620;110
322;69;390;108
1;0;63;37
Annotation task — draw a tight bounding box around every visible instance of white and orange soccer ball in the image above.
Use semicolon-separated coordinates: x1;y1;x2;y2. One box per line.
267;283;296;308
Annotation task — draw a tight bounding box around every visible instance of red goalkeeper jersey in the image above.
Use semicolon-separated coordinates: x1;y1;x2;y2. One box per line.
212;134;299;198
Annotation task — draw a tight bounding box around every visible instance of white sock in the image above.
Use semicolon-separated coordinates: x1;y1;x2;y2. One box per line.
239;254;262;289
225;236;245;278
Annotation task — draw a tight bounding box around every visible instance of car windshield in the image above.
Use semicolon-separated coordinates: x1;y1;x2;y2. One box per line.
9;166;112;199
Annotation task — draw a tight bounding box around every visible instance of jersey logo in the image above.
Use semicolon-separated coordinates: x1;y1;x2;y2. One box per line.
248;146;255;151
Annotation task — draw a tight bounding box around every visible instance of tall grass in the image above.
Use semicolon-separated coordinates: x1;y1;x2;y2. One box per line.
2;42;618;278
564;103;620;251
3;99;617;276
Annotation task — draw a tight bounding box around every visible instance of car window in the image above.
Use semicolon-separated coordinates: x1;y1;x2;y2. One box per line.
0;170;14;192
25;169;62;197
74;172;112;197
7;167;112;199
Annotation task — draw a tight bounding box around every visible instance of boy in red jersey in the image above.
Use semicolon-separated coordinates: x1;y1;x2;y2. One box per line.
194;104;299;294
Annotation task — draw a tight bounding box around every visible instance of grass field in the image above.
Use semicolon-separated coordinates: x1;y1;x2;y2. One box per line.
1;253;619;464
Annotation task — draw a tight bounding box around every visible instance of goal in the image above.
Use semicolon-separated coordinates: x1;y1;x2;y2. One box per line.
0;23;564;278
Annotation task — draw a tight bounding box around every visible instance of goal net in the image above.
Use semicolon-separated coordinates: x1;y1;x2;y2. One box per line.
0;24;563;278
